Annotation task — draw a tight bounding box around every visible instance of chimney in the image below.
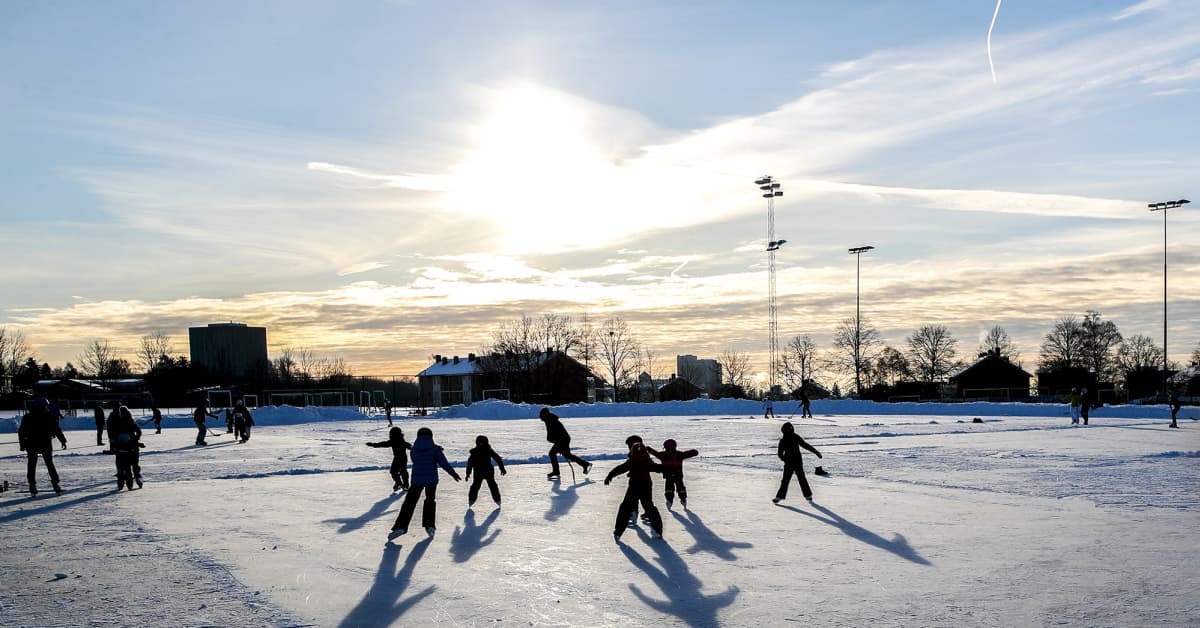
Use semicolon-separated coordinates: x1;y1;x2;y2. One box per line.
453;355;460;364
468;353;476;362
434;354;442;363
441;356;448;365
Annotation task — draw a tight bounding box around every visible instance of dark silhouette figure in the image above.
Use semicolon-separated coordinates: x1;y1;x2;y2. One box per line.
389;427;460;540
800;384;813;418
606;436;665;540
384;399;393;427
232;401;254;442
618;527;739;627
93;404;106;445
1080;387;1094;425
449;508;501;563
773;422;822;504
785;503;931;565
540;407;591;479
107;405;143;490
151;406;163;434
18;398;67;495
648;439;698;508
464;435;506;507
367;427;412;491
338;539;435;628
1170;392;1182;428
193;403;218;445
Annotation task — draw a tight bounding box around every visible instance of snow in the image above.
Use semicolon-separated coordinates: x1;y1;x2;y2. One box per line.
2;401;1198;627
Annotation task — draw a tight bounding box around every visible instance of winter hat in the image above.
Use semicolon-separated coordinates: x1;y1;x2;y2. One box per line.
539;407;553;419
389;426;403;439
625;434;643;447
476;435;489;446
417;427;433;439
781;422;795;434
663;439;677;450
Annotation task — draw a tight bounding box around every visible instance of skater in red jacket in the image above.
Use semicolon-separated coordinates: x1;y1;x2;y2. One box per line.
647;439;698;509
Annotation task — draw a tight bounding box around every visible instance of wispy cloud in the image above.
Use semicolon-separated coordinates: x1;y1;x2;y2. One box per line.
1113;0;1169;22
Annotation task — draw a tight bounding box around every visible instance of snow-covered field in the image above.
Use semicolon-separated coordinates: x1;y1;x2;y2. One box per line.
1;401;1197;627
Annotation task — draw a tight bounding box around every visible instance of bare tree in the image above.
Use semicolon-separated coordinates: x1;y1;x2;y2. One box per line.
1081;310;1123;381
978;325;1019;360
1;327;33;379
597;317;640;402
138;332;174;374
716;348;752;391
1117;334;1164;373
578;311;598;374
1192;341;1200;366
78;339;121;386
907;324;959;382
274;347;297;386
1039;317;1085;371
874;346;912;386
831;317;881;395
780;334;820;393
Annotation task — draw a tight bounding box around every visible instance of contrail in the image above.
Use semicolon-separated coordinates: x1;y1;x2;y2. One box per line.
987;0;1003;83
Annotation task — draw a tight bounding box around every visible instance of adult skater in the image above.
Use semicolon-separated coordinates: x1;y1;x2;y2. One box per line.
648;439;699;509
1067;388;1082;425
151;406;163;434
384;399;393;427
605;435;665;541
465;435;507;507
107;405;144;490
18;398;67;495
1170;392;1182;429
773;422;823;504
232;401;254;443
93;403;107;445
388;427;461;540
800;384;813;419
539;407;591;479
1080;388;1095;426
367;426;412;491
193;402;218;446
764;398;775;418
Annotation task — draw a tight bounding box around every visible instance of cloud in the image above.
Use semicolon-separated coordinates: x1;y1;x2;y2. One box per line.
1113;0;1169;22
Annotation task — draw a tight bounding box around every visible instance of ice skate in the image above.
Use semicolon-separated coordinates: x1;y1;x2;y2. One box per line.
387;528;406;541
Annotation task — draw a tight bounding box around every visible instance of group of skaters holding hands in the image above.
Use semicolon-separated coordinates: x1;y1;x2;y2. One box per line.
371;406;826;544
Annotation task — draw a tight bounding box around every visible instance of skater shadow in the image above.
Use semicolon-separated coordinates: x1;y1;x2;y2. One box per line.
670;509;753;561
338;537;435;628
322;493;403;534
449;508;501;563
544;478;591;521
618;528;739;627
781;503;931;565
0;486;116;523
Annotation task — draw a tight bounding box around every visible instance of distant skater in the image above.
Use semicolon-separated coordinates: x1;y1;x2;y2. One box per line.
1067;388;1082;425
194;402;218;446
388;427;461;540
605;435;665;541
648;439;698;509
800;384;813;419
773;422;822;504
225;407;234;433
764;398;775;418
384;399;394;427
107;405;144;490
465;435;506;507
152;406;163;434
93;403;107;445
1170;392;1182;429
367;427;412;491
539;407;591;479
18;398;67;495
1080;388;1094;426
232;401;254;443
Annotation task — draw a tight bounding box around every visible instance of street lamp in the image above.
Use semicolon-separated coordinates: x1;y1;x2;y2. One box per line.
848;245;875;396
1148;198;1190;411
755;175;784;395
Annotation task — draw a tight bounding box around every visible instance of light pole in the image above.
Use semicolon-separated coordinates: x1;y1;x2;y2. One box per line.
755;175;784;396
848;245;875;396
1148;198;1190;407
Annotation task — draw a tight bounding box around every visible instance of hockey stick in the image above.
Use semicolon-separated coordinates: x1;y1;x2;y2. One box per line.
566;460;577;483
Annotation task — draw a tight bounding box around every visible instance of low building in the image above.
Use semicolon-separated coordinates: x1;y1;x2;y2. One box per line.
659;375;704;402
418;351;597;407
953;351;1033;400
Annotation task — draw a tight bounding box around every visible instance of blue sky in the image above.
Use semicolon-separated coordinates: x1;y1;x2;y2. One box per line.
1;0;1197;380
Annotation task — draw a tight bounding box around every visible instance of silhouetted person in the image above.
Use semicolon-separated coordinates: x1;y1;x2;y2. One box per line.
388;427;460;540
93;403;106;445
647;439;698;509
465;435;506;507
773;422;822;504
605;435;664;541
1080;387;1095;425
107;405;143;490
384;399;393;427
1170;392;1182;428
367;426;412;491
800;384;813;418
232;401;254;443
225;407;234;433
540;407;591;479
151;406;163;434
193;402;218;446
18;398;67;495
763;398;775;418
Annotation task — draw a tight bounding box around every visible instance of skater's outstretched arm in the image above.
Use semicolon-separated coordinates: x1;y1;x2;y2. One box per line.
604;461;631;485
797;436;822;458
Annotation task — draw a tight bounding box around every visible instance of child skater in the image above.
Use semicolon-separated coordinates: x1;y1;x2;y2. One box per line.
388;427;460;540
367;427;412;491
648;439;698;509
773;422;823;504
108;406;144;490
465;435;507;507
604;434;665;541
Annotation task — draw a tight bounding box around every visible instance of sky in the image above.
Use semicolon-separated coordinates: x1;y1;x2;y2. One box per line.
1;0;1198;381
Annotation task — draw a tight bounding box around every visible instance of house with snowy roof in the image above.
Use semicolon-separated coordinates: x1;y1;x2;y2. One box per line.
418;351;598;408
951;351;1033;400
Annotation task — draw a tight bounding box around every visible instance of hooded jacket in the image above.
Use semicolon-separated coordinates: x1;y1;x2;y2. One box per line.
19;408;66;452
648;445;698;479
368;428;411;461
408;434;460;487
605;444;664;486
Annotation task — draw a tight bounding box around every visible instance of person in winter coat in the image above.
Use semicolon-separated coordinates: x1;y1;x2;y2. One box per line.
93;404;107;446
763;398;775;418
647;439;699;508
225;407;234;434
800;384;813;419
367;426;412;491
773;422;822;504
1170;392;1182;428
107;406;144;490
18;398;67;495
388;427;461;540
1067;388;1082;425
384;399;393;427
605;435;665;541
232;401;254;443
1080;388;1095;426
193;402;218;446
151;406;163;434
539;407;591;479
465;435;507;507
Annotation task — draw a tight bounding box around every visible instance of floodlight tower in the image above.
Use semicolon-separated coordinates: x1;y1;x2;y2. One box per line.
756;175;785;395
848;245;875;396
1147;198;1190;410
